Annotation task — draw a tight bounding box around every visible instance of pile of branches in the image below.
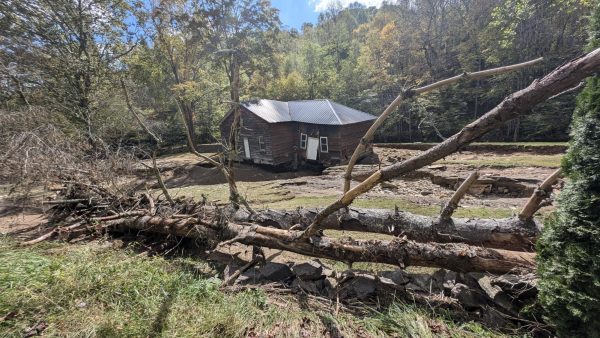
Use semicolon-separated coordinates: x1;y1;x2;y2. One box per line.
0;107;137;204
25;181;548;333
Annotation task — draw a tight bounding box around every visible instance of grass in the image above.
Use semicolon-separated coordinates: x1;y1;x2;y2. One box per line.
0;237;508;337
439;154;562;168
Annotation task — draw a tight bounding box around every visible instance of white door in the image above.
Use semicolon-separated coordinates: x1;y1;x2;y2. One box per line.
243;137;251;159
306;137;319;160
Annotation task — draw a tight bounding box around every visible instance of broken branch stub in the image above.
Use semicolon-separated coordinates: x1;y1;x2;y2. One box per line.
440;171;479;220
518;168;562;220
305;47;600;237
342;57;544;194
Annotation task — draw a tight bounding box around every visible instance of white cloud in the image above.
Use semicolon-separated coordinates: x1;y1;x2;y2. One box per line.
310;0;386;12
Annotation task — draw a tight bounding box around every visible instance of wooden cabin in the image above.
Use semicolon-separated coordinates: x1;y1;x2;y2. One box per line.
219;99;376;168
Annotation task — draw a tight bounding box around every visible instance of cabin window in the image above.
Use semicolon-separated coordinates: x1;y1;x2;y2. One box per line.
258;136;265;151
320;137;329;153
300;133;307;149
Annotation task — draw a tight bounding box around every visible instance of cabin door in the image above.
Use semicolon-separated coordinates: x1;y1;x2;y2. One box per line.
306;137;319;160
243;137;251;159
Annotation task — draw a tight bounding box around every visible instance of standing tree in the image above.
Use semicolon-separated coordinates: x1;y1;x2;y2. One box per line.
198;0;279;158
0;0;137;145
537;3;600;335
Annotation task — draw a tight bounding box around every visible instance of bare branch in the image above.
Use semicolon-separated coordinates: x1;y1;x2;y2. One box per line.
518;168;562;220
440;171;479;220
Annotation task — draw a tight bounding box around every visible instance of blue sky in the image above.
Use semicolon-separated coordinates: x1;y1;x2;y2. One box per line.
271;0;385;30
271;0;319;30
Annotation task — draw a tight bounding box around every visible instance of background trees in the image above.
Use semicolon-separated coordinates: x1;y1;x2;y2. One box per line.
0;0;594;148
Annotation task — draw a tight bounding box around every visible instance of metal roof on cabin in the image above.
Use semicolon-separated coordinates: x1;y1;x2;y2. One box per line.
241;99;376;125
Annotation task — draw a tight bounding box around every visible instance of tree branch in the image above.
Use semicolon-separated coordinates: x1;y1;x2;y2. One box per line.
440;171;479;220
518;168;562;220
342;57;544;194
304;48;600;238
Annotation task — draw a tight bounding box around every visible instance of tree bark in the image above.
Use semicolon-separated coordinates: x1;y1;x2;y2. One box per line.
104;214;535;274
234;208;540;252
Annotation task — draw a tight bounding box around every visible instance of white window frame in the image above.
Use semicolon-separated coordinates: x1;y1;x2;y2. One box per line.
258;136;265;151
320;136;329;153
300;133;307;149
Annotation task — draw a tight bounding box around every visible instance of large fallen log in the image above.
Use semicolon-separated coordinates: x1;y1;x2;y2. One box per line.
234;208;540;251
101;213;535;274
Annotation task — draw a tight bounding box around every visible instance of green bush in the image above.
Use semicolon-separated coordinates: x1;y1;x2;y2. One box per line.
537;5;600;335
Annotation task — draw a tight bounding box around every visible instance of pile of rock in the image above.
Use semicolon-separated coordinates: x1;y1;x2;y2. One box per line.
224;259;538;327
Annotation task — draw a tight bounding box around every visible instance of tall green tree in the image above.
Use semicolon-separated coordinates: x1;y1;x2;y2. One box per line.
0;0;137;145
537;2;600;336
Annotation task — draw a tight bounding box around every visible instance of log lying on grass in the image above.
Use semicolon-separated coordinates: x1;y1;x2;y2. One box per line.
102;212;535;274
235;208;540;251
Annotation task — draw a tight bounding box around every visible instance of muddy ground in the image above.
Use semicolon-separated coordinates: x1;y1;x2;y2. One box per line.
148;146;561;213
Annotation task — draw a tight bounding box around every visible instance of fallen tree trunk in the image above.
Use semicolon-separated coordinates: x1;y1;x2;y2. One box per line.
234;208;540;251
303;47;600;236
102;213;535;274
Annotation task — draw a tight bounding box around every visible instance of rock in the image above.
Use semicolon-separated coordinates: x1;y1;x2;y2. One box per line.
450;283;489;309
236;267;260;285
292;260;324;280
380;181;397;190
339;275;377;300
477;275;502;299
350;276;377;299
378;269;410;285
420;190;433;196
293;278;324;294
428;269;456;293
323;276;339;298
481;307;509;329
260;262;293;282
490;274;538;301
406;273;435;292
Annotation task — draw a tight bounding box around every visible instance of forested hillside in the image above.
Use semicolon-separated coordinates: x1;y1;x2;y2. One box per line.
0;0;592;148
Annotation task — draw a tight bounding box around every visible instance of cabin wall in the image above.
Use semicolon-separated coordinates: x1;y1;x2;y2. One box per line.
339;121;373;159
220;108;295;166
297;123;341;165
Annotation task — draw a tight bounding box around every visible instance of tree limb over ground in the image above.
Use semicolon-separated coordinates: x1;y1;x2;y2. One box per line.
302;47;600;237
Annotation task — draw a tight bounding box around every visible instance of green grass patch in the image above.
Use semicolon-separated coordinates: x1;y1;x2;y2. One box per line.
0;238;509;337
265;195;514;219
440;154;562;168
